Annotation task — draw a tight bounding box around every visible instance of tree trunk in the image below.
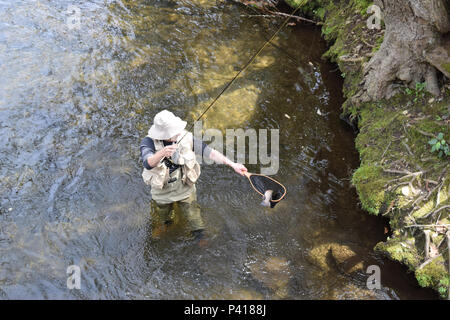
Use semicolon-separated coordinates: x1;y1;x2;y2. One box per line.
355;0;450;103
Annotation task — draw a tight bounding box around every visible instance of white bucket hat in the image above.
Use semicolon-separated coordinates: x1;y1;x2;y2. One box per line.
148;110;187;140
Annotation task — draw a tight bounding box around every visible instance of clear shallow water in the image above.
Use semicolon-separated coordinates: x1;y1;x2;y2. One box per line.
0;0;437;299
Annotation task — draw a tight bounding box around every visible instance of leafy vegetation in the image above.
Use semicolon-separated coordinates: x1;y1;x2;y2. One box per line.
438;277;450;298
428;132;449;158
405;82;426;102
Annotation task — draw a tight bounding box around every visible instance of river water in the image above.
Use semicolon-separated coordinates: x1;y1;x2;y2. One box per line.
0;0;437;299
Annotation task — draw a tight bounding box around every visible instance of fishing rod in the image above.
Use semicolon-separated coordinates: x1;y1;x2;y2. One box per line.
169;2;304;208
176;2;304;145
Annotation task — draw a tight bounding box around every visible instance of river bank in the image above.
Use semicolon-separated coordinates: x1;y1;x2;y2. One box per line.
238;0;450;298
295;0;450;298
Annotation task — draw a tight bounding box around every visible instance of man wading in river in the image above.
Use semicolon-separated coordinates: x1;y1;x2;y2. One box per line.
140;110;248;244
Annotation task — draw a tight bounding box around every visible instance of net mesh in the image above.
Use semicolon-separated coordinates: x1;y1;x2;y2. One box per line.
249;175;285;208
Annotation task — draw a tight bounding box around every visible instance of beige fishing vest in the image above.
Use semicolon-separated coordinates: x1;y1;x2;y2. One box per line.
141;131;201;190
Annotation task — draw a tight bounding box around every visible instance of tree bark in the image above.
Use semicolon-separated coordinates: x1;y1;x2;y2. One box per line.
355;0;449;103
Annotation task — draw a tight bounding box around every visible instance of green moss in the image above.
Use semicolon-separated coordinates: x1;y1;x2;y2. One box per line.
437;276;450;298
284;0;310;8
355;103;401;162
313;7;326;20
322;24;338;38
442;62;450;75
352;165;386;214
412;199;435;219
351;0;371;15
375;237;421;270
416;256;448;293
372;35;384;53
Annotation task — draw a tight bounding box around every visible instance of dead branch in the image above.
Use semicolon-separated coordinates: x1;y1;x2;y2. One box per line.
381;140;392;160
383;169;413;175
417;253;443;270
402;140;414;156
405;223;450;229
435;204;449;225
423;176;445;202
338;56;365;62
421;172;447;215
265;9;321;25
434;177;445;209
410;193;426;208
412;127;438;139
424;229;431;260
425;205;450;221
361;38;375;48
384;170;424;187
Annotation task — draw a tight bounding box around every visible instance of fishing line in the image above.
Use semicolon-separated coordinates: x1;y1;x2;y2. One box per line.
177;2;304;144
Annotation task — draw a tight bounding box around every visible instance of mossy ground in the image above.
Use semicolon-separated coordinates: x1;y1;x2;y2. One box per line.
356;95;449;298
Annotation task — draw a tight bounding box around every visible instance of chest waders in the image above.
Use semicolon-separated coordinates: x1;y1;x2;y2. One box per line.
150;151;205;238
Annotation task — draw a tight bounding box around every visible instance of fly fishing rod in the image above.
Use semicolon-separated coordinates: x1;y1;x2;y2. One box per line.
177;2;304;144
173;2;308;208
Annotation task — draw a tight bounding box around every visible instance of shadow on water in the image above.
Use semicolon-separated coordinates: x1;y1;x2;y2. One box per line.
0;0;438;299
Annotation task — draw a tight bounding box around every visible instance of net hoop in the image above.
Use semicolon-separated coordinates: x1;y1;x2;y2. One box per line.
244;172;287;203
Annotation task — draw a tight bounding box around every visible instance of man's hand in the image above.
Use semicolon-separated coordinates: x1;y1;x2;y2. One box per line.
146;144;178;168
160;144;178;158
230;162;248;176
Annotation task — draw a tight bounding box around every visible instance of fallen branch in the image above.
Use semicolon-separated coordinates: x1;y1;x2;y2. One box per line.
383;169;413;175
434;178;445;209
413;127;438;139
424;229;431;260
384;170;424;187
417;253;443;270
405;223;450;229
338;56;365;62
435;204;449;225
381;140;392;160
240;13;322;25
428;205;450;220
422;171;447;207
265;9;321;25
361;38;374;48
402;140;414;157
382;200;396;216
389;181;413;190
410;192;425;208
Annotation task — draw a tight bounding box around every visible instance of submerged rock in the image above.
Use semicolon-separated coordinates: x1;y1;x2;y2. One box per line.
330;243;365;274
306;243;332;274
307;243;365;276
248;256;291;299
